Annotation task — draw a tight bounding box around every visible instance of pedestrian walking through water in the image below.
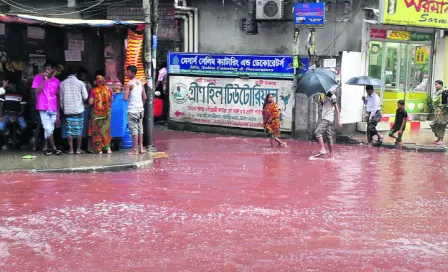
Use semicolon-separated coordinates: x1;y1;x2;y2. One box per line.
362;85;383;146
262;94;287;148
430;80;448;145
388;100;407;150
314;85;341;156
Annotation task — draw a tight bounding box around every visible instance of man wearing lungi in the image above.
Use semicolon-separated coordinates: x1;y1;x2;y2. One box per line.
60;66;88;154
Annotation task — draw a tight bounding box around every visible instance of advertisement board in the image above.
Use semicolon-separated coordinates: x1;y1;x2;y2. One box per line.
168;53;309;79
380;0;448;29
169;76;295;131
294;2;325;28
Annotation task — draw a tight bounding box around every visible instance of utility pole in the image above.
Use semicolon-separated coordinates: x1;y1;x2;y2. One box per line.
292;0;302;139
142;0;156;151
308;28;316;68
152;0;159;127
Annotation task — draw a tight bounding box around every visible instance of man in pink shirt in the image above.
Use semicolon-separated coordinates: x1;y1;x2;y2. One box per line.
32;61;61;156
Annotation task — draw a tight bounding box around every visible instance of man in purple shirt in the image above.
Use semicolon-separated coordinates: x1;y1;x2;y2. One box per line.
32;61;61;156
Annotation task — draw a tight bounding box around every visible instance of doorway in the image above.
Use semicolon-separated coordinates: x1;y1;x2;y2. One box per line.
368;40;431;114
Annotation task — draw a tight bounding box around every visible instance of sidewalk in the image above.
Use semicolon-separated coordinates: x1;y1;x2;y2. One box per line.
0;150;153;173
339;129;447;153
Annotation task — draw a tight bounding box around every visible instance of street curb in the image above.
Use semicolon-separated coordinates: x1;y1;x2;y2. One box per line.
336;135;447;153
34;158;153;173
0;155;154;174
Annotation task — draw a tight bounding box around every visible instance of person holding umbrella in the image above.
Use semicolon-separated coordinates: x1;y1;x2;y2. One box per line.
314;85;342;156
362;85;383;146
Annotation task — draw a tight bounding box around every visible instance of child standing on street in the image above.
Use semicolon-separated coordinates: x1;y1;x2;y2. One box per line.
389;100;407;150
124;65;147;155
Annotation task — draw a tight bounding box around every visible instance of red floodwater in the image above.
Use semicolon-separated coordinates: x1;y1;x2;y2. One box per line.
0;130;447;271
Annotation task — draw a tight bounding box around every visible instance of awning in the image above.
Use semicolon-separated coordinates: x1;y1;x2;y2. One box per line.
0;14;145;28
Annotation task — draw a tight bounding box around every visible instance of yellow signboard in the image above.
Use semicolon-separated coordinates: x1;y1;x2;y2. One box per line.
387;30;410;40
380;0;448;29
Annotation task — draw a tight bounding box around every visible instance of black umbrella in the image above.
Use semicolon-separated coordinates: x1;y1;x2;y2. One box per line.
313;68;337;80
346;76;383;87
297;69;339;97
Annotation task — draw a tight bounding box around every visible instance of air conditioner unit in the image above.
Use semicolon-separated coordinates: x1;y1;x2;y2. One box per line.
256;0;284;20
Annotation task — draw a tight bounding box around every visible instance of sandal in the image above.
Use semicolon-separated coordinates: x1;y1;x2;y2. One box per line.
378;136;383;144
44;150;53;156
53;149;62;155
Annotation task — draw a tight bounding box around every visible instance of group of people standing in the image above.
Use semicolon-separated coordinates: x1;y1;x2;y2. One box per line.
0;61;147;156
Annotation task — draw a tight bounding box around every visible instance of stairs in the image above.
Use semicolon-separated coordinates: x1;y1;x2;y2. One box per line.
357;114;432;132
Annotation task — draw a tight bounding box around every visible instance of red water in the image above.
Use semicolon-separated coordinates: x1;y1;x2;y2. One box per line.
0;130;447;271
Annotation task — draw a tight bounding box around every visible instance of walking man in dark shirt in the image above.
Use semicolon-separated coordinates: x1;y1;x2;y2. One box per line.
389;100;407;150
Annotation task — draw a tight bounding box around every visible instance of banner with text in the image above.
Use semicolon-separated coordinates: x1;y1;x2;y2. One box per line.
380;0;448;29
168;53;309;79
169;76;295;131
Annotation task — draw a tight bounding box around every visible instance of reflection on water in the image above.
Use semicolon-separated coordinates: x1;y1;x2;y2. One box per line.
0;130;447;271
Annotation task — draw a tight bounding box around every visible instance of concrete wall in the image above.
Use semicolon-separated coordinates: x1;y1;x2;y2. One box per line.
340;51;364;125
190;0;366;56
7;0;83;19
434;37;446;94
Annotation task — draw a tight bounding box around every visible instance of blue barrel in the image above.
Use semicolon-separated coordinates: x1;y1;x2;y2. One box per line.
110;92;129;138
121;125;133;149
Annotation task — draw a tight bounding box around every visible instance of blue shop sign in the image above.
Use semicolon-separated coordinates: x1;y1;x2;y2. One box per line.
168;53;309;79
294;2;325;27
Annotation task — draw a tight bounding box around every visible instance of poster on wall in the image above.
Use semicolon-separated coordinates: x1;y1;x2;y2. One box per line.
294;2;325;27
169;76;295;131
68;39;85;51
379;0;448;29
65;50;81;62
27;27;45;39
168;53;308;79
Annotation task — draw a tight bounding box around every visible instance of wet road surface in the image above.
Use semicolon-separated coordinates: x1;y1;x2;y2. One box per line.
1;130;447;271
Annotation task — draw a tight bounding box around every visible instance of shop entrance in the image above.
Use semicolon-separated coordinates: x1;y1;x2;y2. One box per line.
368;37;432;115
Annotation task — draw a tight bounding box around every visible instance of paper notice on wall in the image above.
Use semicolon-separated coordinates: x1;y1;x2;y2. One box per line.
28;27;45;39
370;55;378;66
68;40;84;51
68;33;83;40
0;24;5;36
65;50;81;62
323;58;337;68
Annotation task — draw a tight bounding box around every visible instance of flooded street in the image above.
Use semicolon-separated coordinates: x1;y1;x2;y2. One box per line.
0;130;447;271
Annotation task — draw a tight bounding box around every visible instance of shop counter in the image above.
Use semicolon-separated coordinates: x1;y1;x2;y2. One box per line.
62;92;129;138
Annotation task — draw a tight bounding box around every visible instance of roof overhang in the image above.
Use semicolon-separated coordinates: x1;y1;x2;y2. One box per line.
0;13;145;28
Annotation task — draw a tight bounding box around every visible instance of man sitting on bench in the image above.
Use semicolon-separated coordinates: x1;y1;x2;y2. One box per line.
0;79;28;149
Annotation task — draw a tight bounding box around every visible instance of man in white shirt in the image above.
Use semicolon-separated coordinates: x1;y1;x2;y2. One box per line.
314;85;342;156
362;85;383;146
60;66;89;154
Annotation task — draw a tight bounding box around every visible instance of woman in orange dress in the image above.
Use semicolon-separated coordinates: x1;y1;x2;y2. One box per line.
88;76;114;154
262;94;287;147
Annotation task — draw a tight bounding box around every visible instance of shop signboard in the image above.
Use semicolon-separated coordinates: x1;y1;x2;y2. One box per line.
370;29;433;41
370;29;387;39
386;30;410;41
379;0;448;29
168;53;307;79
169;76;295;131
294;2;325;28
410;32;433;41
